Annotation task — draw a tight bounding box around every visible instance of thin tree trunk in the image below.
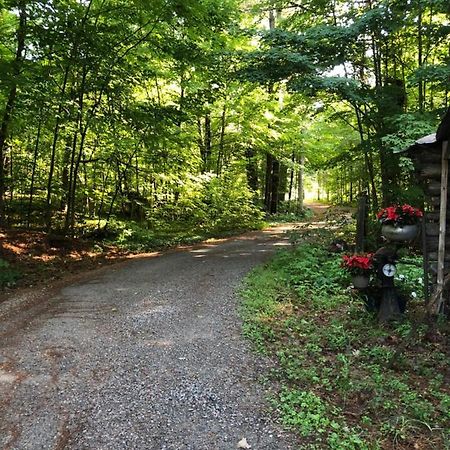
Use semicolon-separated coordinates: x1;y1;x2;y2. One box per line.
217;104;226;175
204;113;212;172
270;160;280;214
46;64;71;230
27;118;43;228
64;130;79;233
9;142;13;204
278;163;288;204
418;2;424;112
97;168;109;230
0;1;26;224
264;153;273;211
197;119;206;172
68;128;88;233
297;154;304;213
288;152;295;209
355;105;378;211
245;148;258;192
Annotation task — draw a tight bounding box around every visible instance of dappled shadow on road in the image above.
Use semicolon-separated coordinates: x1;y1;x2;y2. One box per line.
187;225;293;260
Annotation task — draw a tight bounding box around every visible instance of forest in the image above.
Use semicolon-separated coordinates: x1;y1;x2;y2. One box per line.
1;2;450;448
0;0;449;235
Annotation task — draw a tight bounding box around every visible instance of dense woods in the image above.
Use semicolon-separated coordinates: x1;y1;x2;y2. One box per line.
0;0;449;235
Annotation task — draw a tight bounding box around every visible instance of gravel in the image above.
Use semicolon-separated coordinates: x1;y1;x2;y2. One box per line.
0;226;300;449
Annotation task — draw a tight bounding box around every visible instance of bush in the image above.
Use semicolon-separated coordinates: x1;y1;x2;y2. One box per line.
146;168;263;232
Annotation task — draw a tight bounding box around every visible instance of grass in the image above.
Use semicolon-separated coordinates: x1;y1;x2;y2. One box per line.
240;229;450;449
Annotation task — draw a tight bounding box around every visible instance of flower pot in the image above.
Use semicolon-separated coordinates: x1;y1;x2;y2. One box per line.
381;224;419;242
352;274;370;289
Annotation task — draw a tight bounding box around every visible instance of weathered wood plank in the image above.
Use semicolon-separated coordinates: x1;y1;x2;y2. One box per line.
419;164;442;179
412;152;442;164
428;252;450;262
436;140;449;314
425;211;450;222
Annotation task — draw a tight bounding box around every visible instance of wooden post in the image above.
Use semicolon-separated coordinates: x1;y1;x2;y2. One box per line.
356;192;367;253
436;140;449;314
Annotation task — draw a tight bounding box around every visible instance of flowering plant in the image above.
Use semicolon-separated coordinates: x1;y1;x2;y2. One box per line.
341;254;374;276
376;204;423;226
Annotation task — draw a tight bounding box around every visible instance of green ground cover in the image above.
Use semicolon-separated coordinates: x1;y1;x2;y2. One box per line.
241;228;450;449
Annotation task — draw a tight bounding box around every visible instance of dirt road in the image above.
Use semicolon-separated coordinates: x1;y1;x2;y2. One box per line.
0;226;299;450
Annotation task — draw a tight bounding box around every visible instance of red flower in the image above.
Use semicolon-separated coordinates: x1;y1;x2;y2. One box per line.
342;253;374;275
377;204;423;225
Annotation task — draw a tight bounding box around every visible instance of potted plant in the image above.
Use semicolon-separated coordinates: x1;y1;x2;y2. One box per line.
377;204;423;241
342;253;374;289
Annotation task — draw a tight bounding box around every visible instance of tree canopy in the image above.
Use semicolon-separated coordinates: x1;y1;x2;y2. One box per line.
0;0;449;233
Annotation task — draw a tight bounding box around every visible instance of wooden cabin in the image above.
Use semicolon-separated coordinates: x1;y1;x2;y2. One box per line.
404;108;450;313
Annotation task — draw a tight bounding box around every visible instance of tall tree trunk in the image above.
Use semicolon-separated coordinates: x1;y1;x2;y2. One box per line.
46;2;94;230
297;154;304;213
245;147;258;192
27;118;43;228
46;64;71;229
64;130;79;233
354;105;378;211
204;113;212;172
60;135;73;210
418;2;424;112
270;160;280;214
288;152;295;208
278;163;288;204
217;104;226;175
197;118;206;172
264;153;273;211
97;168;109;230
68;128;88;233
0;1;26;224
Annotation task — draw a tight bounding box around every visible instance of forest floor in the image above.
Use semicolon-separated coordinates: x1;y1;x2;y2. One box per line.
0;229;131;295
0;202;341;298
0;226;261;298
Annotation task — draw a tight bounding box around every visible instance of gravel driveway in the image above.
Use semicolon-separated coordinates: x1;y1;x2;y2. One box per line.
0;226;300;450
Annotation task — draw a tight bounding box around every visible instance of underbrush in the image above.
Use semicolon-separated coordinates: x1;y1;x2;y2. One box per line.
81;217;266;252
241;234;450;449
267;201;314;223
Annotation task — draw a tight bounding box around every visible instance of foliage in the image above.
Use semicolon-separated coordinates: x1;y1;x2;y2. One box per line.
240;242;450;449
0;0;448;234
243;0;450;207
